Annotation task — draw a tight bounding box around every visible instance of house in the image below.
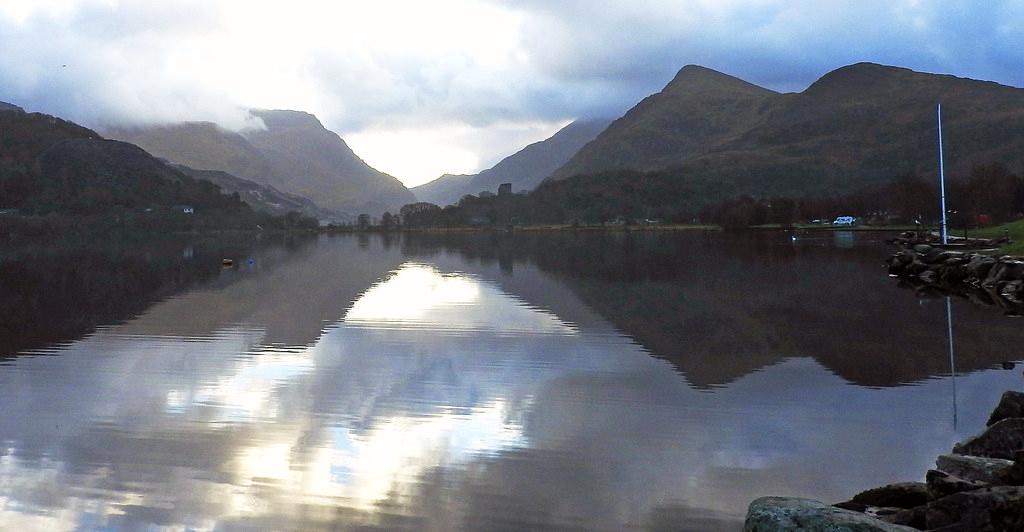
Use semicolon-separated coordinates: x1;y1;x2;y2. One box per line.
173;205;195;215
498;183;512;196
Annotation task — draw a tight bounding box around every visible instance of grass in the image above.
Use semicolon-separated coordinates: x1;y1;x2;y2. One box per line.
973;219;1024;255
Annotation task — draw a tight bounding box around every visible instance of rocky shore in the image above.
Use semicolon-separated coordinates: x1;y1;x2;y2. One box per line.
884;232;1024;315
744;391;1024;531
744;234;1024;530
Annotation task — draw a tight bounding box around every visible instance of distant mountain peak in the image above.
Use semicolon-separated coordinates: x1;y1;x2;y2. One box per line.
249;109;324;130
804;62;917;95
663;64;775;96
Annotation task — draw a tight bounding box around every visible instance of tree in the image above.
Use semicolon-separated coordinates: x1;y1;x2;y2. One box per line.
889;172;936;222
399;202;443;227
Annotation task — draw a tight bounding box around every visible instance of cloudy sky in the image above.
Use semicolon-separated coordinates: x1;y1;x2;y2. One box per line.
1;1;1022;186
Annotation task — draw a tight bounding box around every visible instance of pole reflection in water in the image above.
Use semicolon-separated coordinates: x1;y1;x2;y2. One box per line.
946;296;958;431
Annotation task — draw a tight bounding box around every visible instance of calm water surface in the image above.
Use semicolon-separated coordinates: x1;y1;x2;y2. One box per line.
1;231;1022;531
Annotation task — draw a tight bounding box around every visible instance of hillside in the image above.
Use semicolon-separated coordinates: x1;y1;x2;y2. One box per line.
412;173;474;206
414;118;611;206
107;122;274;183
549;63;1024;200
0;110;301;229
107;110;415;216
173;165;340;222
246;110;414;215
552;66;777;179
0;101;24;113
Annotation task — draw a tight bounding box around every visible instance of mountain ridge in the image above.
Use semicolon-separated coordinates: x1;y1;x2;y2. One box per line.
548;62;1024;200
414;118;611;206
106;110;415;216
551;65;777;179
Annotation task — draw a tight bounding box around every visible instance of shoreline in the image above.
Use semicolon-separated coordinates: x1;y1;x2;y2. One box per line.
319;223;920;235
744;391;1024;531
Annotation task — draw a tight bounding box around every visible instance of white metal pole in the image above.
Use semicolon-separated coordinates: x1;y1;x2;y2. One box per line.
937;104;948;245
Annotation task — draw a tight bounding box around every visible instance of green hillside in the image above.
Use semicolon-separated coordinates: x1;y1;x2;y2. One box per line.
550;63;1024;201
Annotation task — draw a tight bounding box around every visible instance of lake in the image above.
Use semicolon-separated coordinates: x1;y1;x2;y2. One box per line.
0;230;1021;531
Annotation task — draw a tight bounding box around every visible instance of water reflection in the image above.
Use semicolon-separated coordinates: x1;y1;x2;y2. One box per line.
0;232;1021;530
345;263;575;335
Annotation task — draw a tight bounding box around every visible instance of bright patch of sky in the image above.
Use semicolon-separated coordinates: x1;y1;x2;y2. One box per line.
1;1;1022;185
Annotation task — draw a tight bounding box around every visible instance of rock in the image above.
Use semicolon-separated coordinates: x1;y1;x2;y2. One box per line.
987;391;1024;426
983;262;1010;288
940;264;971;284
744;497;917;531
926;469;988;499
936;454;1015;484
926;485;1024;531
834;500;868;512
923;248;948;264
1003;450;1024;485
999;280;1024;304
966;255;997;279
894;250;915;265
880;506;926;529
848;482;929;509
954;418;1024;460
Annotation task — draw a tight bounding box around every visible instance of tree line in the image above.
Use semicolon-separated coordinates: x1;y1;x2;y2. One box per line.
373;163;1024;230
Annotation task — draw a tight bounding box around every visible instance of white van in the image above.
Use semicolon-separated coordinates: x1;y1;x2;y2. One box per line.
832;216;857;226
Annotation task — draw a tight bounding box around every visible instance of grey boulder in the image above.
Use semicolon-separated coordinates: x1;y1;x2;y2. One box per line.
744;497;916;531
935;453;1015;484
954;418;1024;460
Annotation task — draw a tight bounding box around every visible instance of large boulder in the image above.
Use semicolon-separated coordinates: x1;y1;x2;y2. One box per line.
954;418;1024;460
965;255;997;280
744;497;916;531
936;454;1015;484
926;469;987;499
987;391;1024;426
925;485;1024;530
847;482;928;509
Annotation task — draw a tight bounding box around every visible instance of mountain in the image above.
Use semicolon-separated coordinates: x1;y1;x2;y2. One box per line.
107;110;415;216
173;165;339;222
551;66;777;179
0;101;24;113
549;63;1024;200
413;118;612;206
411;173;475;206
245;110;414;215
106;122;273;183
0;110;298;229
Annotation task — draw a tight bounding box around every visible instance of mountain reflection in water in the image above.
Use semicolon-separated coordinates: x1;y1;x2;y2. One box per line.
0;231;1021;531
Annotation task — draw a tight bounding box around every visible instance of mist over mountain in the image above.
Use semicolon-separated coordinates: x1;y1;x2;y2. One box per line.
550;63;1024;199
414;118;611;206
107;110;415;217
